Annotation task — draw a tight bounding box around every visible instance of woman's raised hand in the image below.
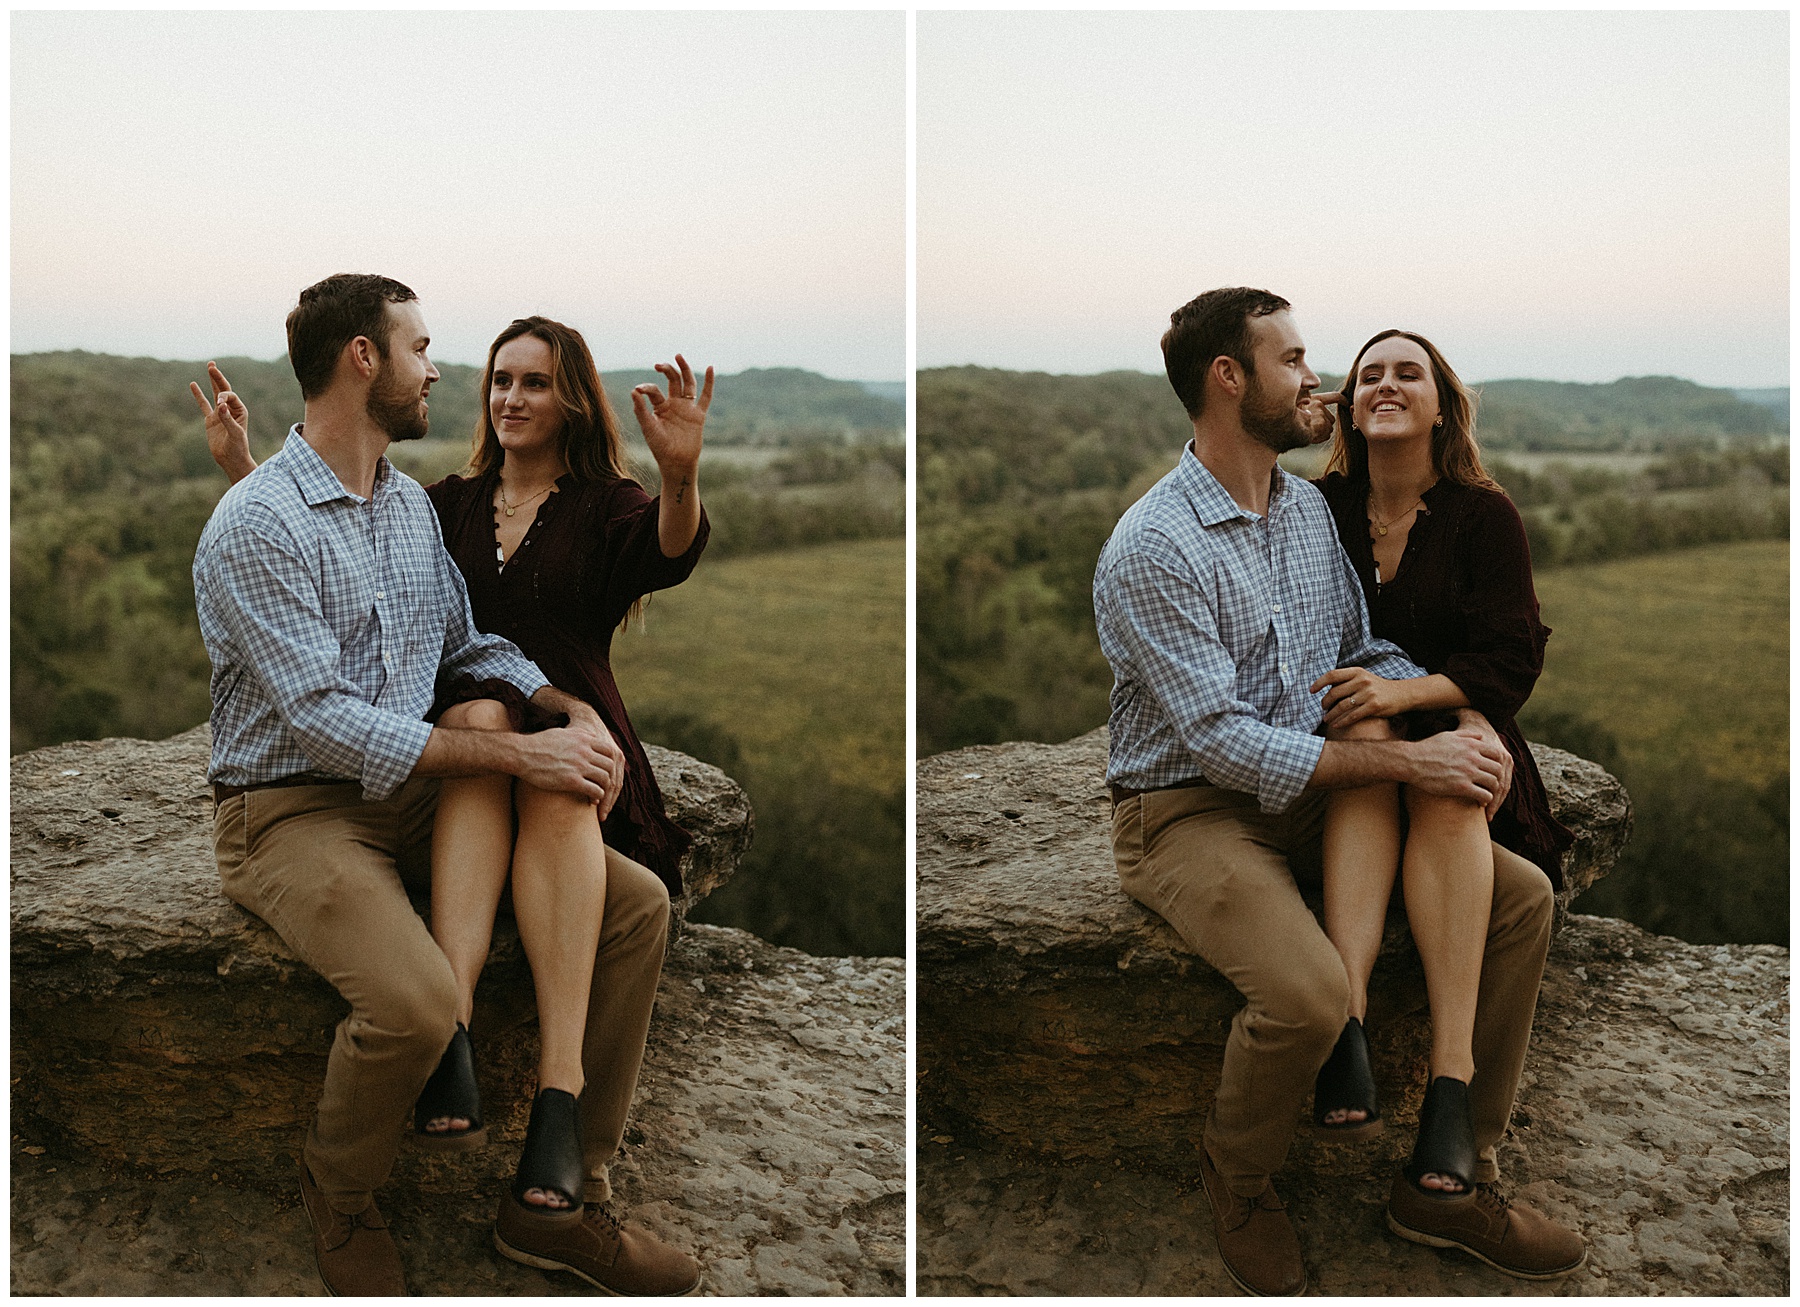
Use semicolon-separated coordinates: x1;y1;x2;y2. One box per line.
630;354;713;471
190;362;257;484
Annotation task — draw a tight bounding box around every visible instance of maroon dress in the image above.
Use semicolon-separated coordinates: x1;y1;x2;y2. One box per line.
425;469;709;897
1315;473;1574;887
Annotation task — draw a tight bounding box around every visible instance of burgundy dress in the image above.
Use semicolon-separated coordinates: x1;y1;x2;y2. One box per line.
1315;473;1573;887
425;469;709;897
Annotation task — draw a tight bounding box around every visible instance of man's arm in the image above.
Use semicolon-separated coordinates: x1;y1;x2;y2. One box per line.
412;716;620;807
1309;727;1510;809
530;684;627;818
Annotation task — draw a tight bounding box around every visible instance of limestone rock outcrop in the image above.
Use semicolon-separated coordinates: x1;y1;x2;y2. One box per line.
11;726;902;1295
919;914;1788;1295
917;727;1633;1169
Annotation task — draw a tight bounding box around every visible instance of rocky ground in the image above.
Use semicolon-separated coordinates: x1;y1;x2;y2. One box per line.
919;915;1788;1296
12;924;906;1296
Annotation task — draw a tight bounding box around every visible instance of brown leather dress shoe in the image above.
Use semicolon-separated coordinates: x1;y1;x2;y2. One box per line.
1387;1174;1587;1280
495;1194;702;1296
298;1160;408;1296
1198;1146;1306;1296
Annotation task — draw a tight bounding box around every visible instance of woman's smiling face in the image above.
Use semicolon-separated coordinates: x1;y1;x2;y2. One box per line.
490;334;565;457
1352;335;1440;444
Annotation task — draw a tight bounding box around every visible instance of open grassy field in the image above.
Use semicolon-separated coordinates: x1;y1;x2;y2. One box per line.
1528;539;1787;785
609;536;904;795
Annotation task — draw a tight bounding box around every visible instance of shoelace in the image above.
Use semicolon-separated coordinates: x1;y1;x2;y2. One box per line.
587;1202;626;1238
1477;1183;1513;1214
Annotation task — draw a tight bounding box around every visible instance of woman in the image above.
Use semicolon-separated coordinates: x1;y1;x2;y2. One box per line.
196;319;711;1220
1303;329;1571;1201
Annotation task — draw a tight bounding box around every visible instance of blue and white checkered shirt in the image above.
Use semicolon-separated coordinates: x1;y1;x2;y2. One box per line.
1094;445;1424;813
194;427;548;800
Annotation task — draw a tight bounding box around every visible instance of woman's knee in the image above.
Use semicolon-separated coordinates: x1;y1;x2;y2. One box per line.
515;781;607;838
1325;716;1399;744
1403;786;1487;830
438;697;513;732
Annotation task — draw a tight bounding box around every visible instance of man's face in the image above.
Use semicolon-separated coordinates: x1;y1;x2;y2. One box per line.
365;301;440;444
1238;310;1321;455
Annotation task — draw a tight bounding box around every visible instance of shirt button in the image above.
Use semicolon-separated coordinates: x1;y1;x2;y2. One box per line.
1273;602;1282;612
375;590;385;600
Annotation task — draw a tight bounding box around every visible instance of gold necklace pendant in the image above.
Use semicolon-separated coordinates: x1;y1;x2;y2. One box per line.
1376;524;1388;537
505;505;516;517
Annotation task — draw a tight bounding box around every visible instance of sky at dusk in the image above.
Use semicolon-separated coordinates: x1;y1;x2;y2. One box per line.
920;10;1788;388
12;11;904;380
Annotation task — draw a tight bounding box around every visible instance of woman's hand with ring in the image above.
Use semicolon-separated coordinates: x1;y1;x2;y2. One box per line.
1311;666;1412;729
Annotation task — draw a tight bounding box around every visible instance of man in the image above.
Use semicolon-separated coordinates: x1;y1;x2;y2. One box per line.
192;273;698;1295
1091;287;1584;1294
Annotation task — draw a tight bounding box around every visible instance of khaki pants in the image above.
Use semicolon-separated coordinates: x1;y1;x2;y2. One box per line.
1111;783;1553;1198
214;779;670;1213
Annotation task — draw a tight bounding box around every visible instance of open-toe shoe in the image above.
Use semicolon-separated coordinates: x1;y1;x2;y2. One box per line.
413;1021;488;1151
1404;1075;1477;1200
1312;1017;1384;1142
510;1087;585;1217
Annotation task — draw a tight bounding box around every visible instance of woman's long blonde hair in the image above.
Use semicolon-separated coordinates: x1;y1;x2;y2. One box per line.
1327;329;1498;490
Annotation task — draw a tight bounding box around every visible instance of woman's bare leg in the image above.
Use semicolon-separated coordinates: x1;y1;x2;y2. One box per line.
1318;717;1403;1126
1400;786;1494;1191
422;698;516;1133
510;781;608;1208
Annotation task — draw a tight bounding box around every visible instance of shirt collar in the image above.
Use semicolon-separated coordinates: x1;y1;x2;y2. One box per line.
279;425;397;508
1175;442;1292;527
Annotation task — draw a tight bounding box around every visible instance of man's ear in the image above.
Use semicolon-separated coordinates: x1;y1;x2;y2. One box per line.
1208;354;1245;403
344;335;381;383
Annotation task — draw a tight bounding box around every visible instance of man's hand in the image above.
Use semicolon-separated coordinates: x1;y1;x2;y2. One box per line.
1455;707;1513;819
1406;729;1510;808
190;362;256;484
1313;666;1414;730
510;726;625;809
530;687;626;818
1299;390;1343;446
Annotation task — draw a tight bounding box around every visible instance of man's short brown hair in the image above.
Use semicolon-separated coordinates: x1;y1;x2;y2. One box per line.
285;274;418;400
1161;287;1291;419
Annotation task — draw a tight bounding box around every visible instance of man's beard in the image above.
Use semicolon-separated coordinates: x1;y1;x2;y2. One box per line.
1241;372;1311;455
366;360;429;443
